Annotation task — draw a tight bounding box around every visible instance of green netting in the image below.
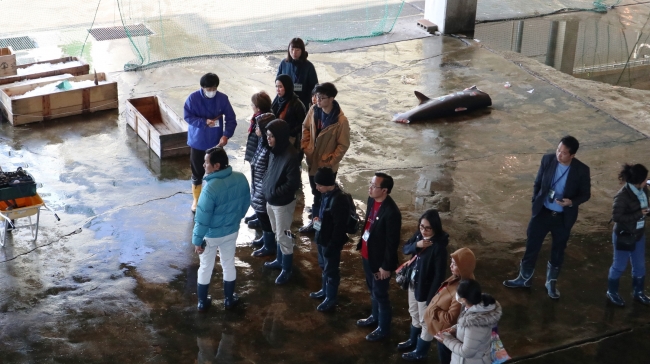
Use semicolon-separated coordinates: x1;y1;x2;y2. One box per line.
89;0;405;70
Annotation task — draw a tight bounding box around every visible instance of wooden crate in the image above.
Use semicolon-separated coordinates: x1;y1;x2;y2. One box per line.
0;47;17;77
125;96;190;159
0;57;89;85
0;72;118;126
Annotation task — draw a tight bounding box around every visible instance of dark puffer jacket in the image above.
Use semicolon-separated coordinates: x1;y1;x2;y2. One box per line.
403;231;449;304
262;119;301;207
612;183;650;240
249;113;276;213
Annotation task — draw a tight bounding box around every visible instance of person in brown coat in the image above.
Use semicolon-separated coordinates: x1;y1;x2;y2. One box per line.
423;247;476;364
299;82;351;233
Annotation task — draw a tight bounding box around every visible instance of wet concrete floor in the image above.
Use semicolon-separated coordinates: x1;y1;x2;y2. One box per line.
2;7;650;364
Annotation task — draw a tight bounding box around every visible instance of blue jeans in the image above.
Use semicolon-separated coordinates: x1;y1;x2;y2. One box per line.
362;258;391;311
609;233;646;279
317;244;342;287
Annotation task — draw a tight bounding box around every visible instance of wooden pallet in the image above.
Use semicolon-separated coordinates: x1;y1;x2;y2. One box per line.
126;96;190;159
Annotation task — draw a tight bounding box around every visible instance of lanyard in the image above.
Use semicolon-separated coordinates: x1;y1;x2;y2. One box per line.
551;166;570;189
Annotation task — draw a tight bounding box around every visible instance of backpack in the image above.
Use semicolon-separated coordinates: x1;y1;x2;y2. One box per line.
327;188;361;235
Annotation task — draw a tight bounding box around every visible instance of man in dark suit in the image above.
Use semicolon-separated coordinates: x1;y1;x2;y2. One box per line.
356;172;402;341
504;136;591;299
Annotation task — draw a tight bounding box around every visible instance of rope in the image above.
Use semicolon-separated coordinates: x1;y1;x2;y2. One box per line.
79;0;103;59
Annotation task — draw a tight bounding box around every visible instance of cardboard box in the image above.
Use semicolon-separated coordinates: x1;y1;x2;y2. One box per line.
0;57;89;85
126;96;190;159
0;47;17;77
0;72;118;126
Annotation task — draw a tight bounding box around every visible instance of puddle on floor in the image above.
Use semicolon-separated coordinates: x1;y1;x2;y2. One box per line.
475;7;650;90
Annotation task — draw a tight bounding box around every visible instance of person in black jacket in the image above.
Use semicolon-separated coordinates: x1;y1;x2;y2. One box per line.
606;163;650;306
356;172;402;342
272;74;306;151
261;119;302;285
308;167;350;312
277;37;319;109
398;209;448;361
504;136;591;300
248;113;276;257
244;91;272;230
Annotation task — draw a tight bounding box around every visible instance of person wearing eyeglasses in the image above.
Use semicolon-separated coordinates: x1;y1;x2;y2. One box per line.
272;74;306;150
398;209;448;361
356;172;402;342
299;82;350;233
184;73;237;214
277;37;319;109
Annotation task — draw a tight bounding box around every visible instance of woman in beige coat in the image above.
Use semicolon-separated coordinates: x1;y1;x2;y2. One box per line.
434;279;502;364
423;248;476;364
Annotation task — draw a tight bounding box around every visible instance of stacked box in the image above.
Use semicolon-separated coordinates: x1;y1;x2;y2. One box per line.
0;47;17;77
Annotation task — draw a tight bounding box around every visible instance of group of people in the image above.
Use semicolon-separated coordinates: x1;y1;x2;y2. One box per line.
181;35;650;363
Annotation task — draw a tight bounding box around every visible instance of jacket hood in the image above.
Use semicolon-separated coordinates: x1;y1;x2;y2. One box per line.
204;165;232;181
255;113;275;148
450;247;476;280
458;301;502;328
266;119;291;154
276;74;295;99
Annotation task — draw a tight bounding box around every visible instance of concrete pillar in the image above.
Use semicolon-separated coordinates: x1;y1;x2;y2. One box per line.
512;21;524;53
558;21;580;75
425;0;478;34
545;21;560;68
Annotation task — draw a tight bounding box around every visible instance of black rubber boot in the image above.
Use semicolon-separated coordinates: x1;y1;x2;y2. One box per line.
357;299;379;328
197;283;211;312
397;325;421;352
366;306;391;342
503;261;535;288
275;253;293;285
633;276;650;305
309;274;327;299
402;337;432;361
253;232;276;257
223;280;240;309
263;244;283;270
244;213;257;223
545;261;561;300
317;278;338;312
607;278;625;307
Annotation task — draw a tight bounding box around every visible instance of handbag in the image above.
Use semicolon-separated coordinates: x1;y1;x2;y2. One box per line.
615;229;636;251
395;246;428;290
490;327;511;364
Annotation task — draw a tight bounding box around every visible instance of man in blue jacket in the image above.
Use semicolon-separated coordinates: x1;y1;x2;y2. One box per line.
193;147;250;312
184;73;237;213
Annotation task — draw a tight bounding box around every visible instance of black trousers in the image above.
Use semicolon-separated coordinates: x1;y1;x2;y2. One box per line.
362;258;391;311
317;244;342;287
254;211;273;233
522;207;572;269
190;147;206;185
308;172;337;213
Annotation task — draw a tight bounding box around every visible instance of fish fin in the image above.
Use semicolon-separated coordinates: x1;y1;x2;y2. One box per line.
414;91;430;105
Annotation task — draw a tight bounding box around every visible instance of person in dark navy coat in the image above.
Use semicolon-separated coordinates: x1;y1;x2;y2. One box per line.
504;136;591;300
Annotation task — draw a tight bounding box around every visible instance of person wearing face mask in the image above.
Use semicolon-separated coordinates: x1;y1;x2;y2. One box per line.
277;37;319;109
606;163;650;306
272;74;306;150
398;210;448;361
184;73;237;213
434;279;502;364
423;248;476;364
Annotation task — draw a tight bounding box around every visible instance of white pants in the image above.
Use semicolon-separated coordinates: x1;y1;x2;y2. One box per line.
408;287;434;341
267;200;297;255
197;232;238;285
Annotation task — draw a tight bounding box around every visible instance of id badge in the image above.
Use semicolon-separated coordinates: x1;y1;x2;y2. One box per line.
313;220;322;231
637;220;645;229
362;229;370;241
294;83;302;92
547;190;555;201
